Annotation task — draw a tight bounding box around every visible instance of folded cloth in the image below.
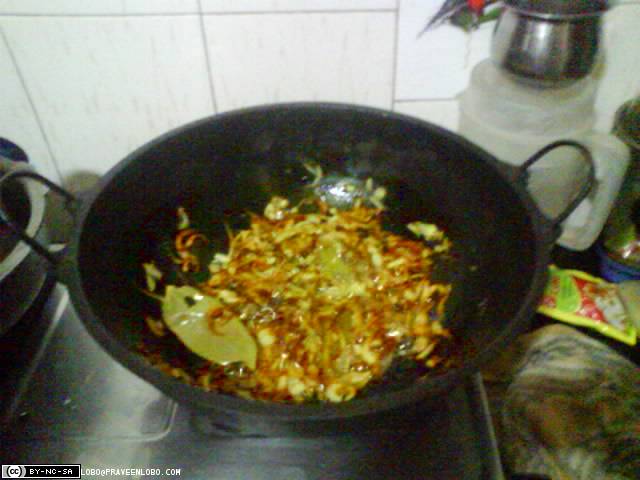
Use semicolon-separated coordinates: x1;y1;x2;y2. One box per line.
482;325;640;480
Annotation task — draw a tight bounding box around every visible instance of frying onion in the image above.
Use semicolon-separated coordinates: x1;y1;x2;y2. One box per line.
140;196;455;403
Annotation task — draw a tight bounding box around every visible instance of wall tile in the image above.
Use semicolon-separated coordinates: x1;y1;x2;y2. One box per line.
396;0;492;100
594;4;640;131
393;99;459;132
0;0;197;15
203;12;395;111
0;16;213;179
200;0;396;13
0;29;58;180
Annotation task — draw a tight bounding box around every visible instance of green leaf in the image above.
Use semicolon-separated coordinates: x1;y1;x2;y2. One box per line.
162;286;257;369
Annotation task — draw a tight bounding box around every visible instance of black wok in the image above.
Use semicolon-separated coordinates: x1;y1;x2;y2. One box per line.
0;103;594;435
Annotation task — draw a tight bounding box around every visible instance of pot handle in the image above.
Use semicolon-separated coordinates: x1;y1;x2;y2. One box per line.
0;170;78;264
517;140;596;231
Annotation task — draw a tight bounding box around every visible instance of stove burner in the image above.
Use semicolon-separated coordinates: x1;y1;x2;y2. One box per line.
0;285;504;479
0;273;56;422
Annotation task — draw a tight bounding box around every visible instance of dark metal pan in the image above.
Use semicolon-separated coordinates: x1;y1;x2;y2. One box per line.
0;103;594;435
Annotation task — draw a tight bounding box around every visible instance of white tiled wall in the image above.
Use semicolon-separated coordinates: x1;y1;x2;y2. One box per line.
394;99;459;132
200;0;396;13
395;0;493;100
0;1;199;15
2;16;213;178
203;12;395;112
0;29;58;179
0;0;639;182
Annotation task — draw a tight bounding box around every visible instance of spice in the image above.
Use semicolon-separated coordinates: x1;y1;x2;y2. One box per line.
538;266;637;345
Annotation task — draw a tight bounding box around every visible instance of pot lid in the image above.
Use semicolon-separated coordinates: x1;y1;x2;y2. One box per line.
503;0;609;18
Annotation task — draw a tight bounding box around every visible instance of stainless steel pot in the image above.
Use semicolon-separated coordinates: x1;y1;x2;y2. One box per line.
0;157;49;334
491;0;609;87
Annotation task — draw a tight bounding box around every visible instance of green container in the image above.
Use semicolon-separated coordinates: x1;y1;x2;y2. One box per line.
603;98;640;266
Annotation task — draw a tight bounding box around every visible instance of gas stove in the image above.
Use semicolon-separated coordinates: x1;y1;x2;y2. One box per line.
1;283;504;479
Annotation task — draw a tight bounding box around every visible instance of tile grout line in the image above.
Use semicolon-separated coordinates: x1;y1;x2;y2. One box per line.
0;12;197;17
0;9;397;18
202;8;397;15
395;97;459;103
390;0;400;111
196;0;218;114
0;26;62;181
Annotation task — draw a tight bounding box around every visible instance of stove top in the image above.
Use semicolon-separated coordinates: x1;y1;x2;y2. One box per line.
0;285;505;480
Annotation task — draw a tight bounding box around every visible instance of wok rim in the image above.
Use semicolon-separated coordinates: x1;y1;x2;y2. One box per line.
65;102;552;420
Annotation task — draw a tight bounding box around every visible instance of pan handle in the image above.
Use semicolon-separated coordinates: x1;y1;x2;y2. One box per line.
517;140;596;231
0;170;78;264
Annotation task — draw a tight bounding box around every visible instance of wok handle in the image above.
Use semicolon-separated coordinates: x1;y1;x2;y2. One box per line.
517;140;596;228
0;170;78;264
